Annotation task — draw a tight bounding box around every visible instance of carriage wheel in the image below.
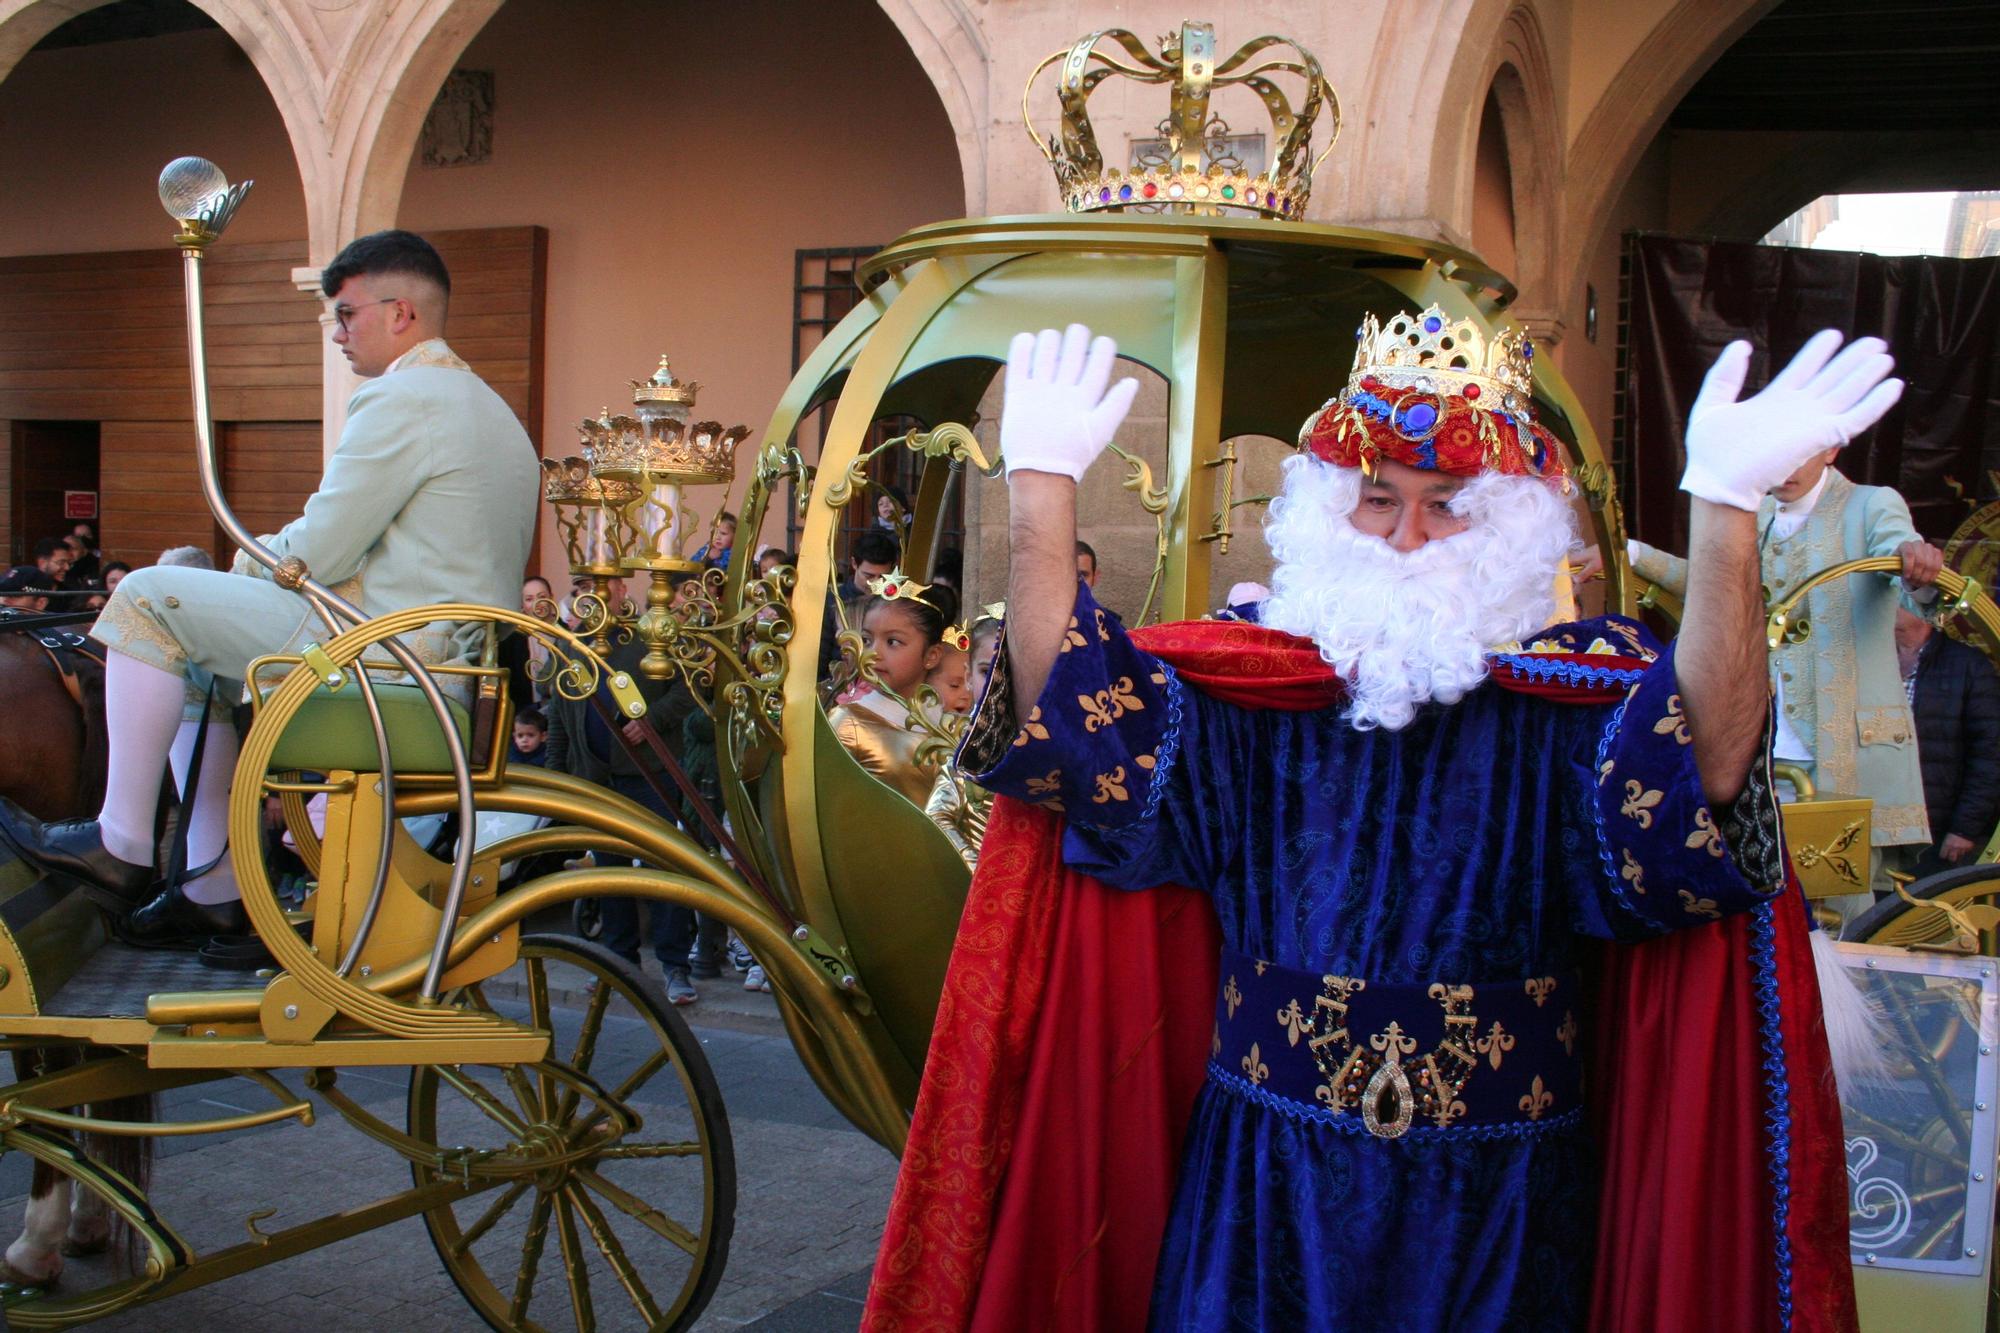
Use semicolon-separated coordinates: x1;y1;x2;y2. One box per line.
408;934;735;1332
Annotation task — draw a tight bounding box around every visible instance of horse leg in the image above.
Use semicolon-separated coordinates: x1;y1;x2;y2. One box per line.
4;1162;70;1287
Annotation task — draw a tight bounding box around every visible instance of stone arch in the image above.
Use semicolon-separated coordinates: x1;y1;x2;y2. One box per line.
1420;4;1562;326
1562;0;1778;308
875;0;986;214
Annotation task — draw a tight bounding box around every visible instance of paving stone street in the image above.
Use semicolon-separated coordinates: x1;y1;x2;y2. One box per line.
0;955;899;1331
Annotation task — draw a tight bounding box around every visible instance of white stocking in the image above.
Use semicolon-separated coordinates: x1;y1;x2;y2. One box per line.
96;652;185;868
169;719;240;906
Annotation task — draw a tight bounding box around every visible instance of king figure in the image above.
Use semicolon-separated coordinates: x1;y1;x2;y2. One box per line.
864;316;1897;1331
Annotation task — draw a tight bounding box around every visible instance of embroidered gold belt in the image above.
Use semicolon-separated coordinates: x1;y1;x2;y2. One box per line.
1209;949;1582;1139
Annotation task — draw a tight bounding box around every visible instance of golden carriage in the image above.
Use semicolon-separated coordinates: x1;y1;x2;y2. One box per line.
0;23;1996;1329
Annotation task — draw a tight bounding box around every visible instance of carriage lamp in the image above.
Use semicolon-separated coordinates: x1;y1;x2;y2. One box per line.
159;156;254;250
540;449;640;655
586;357;750;680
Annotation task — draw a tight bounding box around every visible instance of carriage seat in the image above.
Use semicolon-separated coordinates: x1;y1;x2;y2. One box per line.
250;655;506;781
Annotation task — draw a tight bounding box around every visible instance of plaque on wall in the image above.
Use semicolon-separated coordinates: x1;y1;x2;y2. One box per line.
421;70;495;169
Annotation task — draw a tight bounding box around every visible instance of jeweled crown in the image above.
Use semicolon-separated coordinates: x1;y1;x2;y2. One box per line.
865;571;932;603
1346;305;1536;417
1025;22;1338;220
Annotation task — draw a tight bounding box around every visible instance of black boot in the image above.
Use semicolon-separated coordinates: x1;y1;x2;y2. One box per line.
118;882;248;950
0;799;153;907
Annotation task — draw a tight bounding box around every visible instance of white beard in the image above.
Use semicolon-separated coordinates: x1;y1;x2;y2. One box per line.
1259;457;1581;731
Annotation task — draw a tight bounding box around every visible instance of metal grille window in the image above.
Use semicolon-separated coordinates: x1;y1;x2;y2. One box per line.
790;247;962;566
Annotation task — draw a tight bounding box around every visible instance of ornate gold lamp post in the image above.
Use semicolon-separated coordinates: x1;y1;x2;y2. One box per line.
588;358;750;680
539;450;638;655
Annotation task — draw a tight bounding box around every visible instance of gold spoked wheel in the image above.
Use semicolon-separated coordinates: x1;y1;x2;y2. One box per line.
407;935;735;1331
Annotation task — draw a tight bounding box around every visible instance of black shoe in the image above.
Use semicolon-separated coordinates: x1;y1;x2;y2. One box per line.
118;882;249;950
0;799;153;907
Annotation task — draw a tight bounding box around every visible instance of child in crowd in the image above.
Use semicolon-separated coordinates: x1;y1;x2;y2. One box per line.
511;706;548;767
925;640;973;715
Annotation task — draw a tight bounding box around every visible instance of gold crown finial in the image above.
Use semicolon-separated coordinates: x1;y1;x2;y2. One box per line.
632;354;699;407
1345;305;1537;417
1024;21;1338;220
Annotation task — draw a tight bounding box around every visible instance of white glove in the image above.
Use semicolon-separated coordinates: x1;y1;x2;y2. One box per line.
1679;330;1903;512
1000;324;1141;482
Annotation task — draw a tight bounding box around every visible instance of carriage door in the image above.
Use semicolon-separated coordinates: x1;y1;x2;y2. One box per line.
7;420;99;566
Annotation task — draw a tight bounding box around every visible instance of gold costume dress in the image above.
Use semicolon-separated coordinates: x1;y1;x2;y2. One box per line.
925;765;994;868
827;691;939;806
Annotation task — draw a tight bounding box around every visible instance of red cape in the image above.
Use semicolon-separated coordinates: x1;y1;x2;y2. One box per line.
863;619;1856;1333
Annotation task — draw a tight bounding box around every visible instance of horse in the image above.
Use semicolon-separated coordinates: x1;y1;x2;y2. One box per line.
0;614;151;1286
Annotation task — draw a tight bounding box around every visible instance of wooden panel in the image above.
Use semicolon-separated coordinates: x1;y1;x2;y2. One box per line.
1;226;546;565
0;419;10;563
222;421;319;558
99;421;217;568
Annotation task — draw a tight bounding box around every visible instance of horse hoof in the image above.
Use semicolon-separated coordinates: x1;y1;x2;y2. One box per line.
0;1249;60;1287
59;1231;107;1258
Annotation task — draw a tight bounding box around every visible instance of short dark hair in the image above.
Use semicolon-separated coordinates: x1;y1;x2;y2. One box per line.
852;528;901;569
515;706;547;730
33;537;66;561
101;561;132;579
1075;539;1097;571
320;229;451;300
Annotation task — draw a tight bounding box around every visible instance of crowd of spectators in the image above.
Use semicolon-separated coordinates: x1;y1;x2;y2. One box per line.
0;523;144;615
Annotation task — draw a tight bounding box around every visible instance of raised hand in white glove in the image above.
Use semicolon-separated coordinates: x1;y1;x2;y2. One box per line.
1679;330;1903;512
1000;323;1141;482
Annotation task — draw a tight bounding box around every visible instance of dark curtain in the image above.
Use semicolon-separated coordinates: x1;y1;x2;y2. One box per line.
1622;234;2000;555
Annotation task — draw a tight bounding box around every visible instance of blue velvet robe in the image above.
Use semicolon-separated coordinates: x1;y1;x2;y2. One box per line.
965;585;1783;1332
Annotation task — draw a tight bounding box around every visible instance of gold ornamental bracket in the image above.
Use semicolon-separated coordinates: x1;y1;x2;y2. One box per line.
1765;558;1999;652
1024;21;1339;219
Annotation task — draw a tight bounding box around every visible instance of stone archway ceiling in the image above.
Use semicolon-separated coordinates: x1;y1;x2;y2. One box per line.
1669;0;2000;132
32;0;214;49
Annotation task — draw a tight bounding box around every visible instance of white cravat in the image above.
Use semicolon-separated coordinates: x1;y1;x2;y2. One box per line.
1767;470;1832;764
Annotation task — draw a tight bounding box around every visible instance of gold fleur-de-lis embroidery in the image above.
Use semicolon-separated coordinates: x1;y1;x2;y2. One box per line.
1678;889;1721;920
1150;670;1168;686
1524;976;1557;1007
1254;960;1268;975
1370;1021;1417;1057
1430;1096;1469;1130
1025;770;1062;798
1211;1024;1222;1058
1519;1075;1554;1121
1094;607;1113;642
1012;704;1050;748
1598;758;1615;787
1242;1042;1269;1086
1474;1020;1515;1070
1556;1010;1578;1057
1685;808;1724;858
1223;975;1243;1020
1277;998;1310;1046
1653;694;1691;746
1061;617;1088;651
1136;751;1157;771
1621;780;1664;828
1620;848;1646;895
1091;766;1129;803
1315;1083;1337;1108
1078;676;1145;732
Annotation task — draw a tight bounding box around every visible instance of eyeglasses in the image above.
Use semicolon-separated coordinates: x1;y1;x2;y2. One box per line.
331;296;403;332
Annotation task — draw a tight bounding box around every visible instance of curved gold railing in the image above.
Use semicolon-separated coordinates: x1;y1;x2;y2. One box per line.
1764;558;1999;652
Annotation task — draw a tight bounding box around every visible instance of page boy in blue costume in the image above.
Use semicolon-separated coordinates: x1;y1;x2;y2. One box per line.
868;315;1897;1331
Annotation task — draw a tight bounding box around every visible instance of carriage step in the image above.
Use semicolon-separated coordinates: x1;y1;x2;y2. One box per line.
146;1027;549;1068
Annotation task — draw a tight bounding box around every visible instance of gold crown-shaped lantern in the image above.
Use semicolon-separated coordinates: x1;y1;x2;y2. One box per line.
1024;22;1338;220
1345;305;1536;417
541;454;639;580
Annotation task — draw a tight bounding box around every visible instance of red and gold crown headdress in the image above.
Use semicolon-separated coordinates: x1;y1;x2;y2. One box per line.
1299;305;1569;490
866;570;931;603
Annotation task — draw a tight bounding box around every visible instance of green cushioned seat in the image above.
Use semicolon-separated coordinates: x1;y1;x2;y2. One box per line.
267;680;473;775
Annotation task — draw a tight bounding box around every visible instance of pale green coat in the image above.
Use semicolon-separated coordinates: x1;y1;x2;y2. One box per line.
1629;468;1928;847
93;341;539;704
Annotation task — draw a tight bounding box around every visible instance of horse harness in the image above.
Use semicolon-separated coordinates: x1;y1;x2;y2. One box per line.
0;608;105;711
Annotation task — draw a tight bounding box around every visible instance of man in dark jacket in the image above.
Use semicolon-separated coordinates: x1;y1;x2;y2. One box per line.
1897;608;2000;878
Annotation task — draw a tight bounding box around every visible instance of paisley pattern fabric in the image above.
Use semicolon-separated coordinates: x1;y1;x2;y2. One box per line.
963;584;1783;1331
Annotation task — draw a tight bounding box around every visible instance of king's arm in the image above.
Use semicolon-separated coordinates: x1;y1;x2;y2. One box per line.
958;581;1223;891
1569;620;1789;941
